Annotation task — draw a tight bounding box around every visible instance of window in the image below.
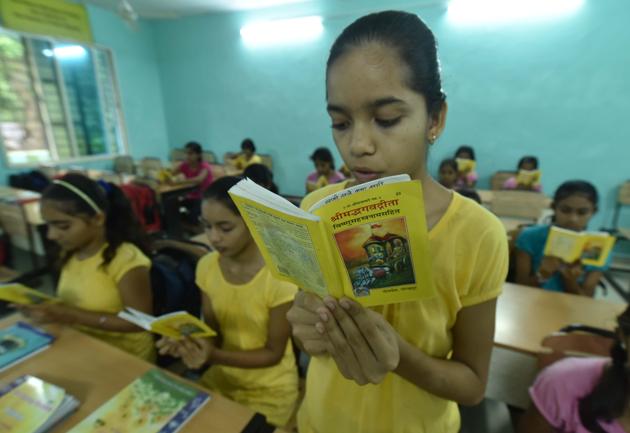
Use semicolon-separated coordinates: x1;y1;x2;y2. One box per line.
0;28;127;166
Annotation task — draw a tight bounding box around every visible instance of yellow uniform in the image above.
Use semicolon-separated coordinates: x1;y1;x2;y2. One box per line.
196;252;299;427
57;242;155;362
298;183;509;433
234;154;262;170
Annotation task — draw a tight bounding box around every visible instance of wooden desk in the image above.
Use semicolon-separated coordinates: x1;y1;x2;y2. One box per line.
495;283;624;355
499;217;532;233
0;315;285;432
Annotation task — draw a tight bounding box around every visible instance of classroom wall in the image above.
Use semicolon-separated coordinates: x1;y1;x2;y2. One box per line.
152;0;630;230
0;5;170;181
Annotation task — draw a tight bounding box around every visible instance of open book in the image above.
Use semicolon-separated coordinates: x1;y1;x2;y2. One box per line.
544;226;616;267
229;175;435;306
118;308;216;339
515;169;541;186
0;284;56;305
456;158;476;173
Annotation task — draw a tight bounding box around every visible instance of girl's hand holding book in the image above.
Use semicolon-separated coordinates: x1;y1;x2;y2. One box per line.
156;336;215;369
287;291;331;356
316;297;400;386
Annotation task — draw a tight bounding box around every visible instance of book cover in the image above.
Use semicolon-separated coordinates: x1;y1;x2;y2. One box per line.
68;369;209;433
544;226;616;267
0;322;54;372
0;284;56;305
455;158;476;173
118;309;216;339
515;169;541;186
229;175;435;306
0;375;78;433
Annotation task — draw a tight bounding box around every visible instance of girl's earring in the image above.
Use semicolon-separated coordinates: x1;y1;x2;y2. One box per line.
429;134;438;145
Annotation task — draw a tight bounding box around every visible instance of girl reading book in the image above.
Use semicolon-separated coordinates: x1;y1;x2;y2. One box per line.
515;180;607;296
518;305;630;433
18;173;155;361
287;11;509;433
503;155;542;191
156;176;298;428
306;147;346;193
454;145;478;188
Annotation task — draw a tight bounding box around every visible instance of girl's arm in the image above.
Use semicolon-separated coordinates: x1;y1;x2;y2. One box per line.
319;296;496;405
560;267;602;297
518;404;556;433
182;168;209;186
514;249;539;286
20;266;152;332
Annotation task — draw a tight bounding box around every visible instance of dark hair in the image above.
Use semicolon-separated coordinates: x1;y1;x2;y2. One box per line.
456;188;482;204
455;145;476;161
185;141;202;161
241;138;256;153
42;173;147;268
579;306;630;433
243;164;279;194
553;180;599;208
310;147;335;169
202;176;241;215
518;155;538;170
327;10;446;117
439;158;458;172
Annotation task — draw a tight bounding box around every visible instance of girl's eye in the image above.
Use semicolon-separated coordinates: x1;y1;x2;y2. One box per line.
221;226;234;233
375;117;401;128
331;121;349;131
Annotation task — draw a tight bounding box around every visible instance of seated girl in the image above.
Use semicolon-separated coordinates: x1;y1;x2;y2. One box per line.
514;180;608;297
156;177;298;427
518;305;630;433
19;173;155;361
454;145;478;188
503;156;542;192
306;147;345;193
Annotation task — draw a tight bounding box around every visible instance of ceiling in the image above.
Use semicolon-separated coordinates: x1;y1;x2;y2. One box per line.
82;0;314;19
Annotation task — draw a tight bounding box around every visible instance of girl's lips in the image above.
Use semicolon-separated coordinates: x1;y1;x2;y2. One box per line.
352;170;382;182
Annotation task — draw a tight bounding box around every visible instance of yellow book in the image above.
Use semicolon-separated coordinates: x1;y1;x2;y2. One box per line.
229;175;435;307
0;375;79;433
516;169;541;186
543;226;616;267
0;284;56;305
118;308;216;339
68;369;208;433
456;158;476;173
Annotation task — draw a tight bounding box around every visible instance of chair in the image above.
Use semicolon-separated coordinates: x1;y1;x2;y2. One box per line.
113;155;135;174
137;157;163;179
202;151;217;164
537;324;616;370
259;154;273;170
490;190;550;220
491;171;516;190
612;181;630;239
170;148;186;163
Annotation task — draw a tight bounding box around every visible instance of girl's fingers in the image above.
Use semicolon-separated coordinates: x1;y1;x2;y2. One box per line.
339;299;393;364
321;298;370;384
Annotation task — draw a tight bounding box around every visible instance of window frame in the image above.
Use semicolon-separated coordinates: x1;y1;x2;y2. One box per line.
0;27;129;168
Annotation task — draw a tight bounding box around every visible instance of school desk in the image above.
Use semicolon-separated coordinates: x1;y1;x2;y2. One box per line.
489;283;624;408
0;314;287;433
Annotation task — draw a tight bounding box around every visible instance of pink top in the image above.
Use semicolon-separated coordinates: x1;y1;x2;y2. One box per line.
530;357;625;433
306;171;346;185
503;176;543;192
455;171;478;188
179;161;213;199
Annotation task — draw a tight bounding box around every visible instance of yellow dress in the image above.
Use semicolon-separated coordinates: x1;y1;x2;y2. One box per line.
235;154;262;170
57;242;155;362
298;183;509;433
196;252;299;427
